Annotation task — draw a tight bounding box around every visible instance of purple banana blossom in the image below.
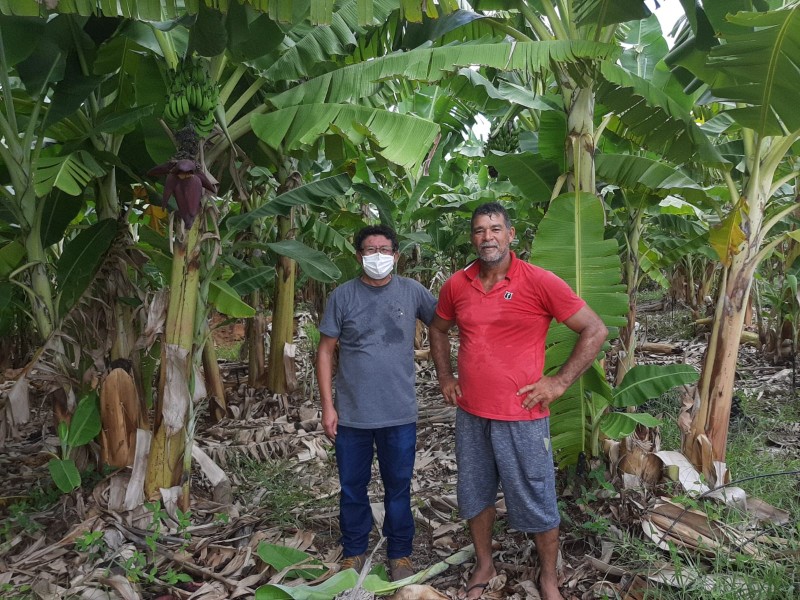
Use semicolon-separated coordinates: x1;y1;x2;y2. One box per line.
147;159;217;228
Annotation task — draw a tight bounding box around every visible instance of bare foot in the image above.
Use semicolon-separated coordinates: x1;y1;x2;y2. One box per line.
538;572;565;600
458;564;497;600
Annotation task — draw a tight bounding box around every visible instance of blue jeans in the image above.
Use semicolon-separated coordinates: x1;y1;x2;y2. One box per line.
335;423;417;559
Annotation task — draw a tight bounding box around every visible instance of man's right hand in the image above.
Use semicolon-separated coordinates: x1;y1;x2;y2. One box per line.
439;374;462;406
322;407;338;440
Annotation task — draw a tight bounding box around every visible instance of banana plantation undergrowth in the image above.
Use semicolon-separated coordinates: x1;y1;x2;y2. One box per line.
2;301;800;600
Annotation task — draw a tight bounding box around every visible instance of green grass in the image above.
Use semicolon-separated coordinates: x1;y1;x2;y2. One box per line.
216;340;243;362
1;483;61;550
615;388;800;599
725;392;800;513
639;388;683;451
612;528;800;600
639;306;696;341
0;584;34;600
636;287;668;303
236;457;334;527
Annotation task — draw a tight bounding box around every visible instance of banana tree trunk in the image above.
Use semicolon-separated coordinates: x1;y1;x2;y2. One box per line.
267;212;296;394
247;308;269;387
684;260;755;476
202;332;226;422
684;164;773;474
565;86;596;194
615;210;643;385
23;203;56;341
145;218;202;505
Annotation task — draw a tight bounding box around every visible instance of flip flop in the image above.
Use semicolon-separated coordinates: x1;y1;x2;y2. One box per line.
457;581;489;600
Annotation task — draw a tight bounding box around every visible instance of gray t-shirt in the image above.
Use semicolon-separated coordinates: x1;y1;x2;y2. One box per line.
319;276;437;428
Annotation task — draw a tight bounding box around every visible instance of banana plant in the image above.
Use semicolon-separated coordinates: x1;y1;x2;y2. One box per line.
532;191;699;465
0;16;138;431
664;0;800;479
596;153;718;382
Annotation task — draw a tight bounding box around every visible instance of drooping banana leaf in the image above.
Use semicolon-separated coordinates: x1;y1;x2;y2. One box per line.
55;219;118;318
269;41;620;109
266;239;342;283
262;17;357;82
596;63;726;168
447;68;552;112
484;152;560;202
401;9;508;49
227;266;276;296
252;105;440;174
208;280;256;318
226;175;352;231
573;0;652;27
705;5;800;136
301;217;357;255
260;0;401;79
594;154;713;208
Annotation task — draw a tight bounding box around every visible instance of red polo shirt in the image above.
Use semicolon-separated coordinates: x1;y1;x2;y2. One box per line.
436;253;585;421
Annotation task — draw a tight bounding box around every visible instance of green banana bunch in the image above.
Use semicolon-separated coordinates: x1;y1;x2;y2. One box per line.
485;120;520;154
162;59;220;138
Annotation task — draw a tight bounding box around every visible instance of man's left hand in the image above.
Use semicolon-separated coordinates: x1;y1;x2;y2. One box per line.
516;376;567;411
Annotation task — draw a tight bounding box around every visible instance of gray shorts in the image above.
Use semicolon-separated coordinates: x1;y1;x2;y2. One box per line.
455;408;560;533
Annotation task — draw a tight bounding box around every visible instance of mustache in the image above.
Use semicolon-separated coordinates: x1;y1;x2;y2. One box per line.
480;243;499;249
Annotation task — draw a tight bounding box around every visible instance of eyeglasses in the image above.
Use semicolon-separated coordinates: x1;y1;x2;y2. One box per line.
361;246;395;256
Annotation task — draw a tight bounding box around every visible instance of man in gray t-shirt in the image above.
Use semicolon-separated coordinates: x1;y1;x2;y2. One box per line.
317;225;436;581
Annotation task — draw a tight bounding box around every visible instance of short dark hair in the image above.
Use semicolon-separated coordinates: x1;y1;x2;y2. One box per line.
354;224;399;253
471;202;511;229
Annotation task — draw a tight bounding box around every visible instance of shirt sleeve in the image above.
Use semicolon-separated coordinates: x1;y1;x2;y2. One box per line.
539;270;586;323
435;276;456;321
415;283;438;325
318;287;343;338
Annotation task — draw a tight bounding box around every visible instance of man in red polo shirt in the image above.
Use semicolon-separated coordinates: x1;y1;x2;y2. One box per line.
430;202;607;600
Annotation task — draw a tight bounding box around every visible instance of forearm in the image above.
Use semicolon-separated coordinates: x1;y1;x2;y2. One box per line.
316;343;336;410
316;336;339;439
552;323;607;389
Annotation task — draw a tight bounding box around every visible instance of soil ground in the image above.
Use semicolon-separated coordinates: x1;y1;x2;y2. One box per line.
1;303;799;599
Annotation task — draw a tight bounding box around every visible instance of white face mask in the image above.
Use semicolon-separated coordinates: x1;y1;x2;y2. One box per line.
362;252;395;279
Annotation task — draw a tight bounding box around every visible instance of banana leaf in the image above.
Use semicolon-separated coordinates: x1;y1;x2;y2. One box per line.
596;63;726;168
255;543;475;599
619;14;669;83
208;280;256;318
267;239;342;283
262;16;357;81
269;41;620;109
594;154;712;208
574;0;652;27
55;219;118;318
484;152;560;202
706;5;800;136
612;364;699;408
227;266;276;296
34;150;106;197
226;175;352;231
531;192;628;466
252;105;440;174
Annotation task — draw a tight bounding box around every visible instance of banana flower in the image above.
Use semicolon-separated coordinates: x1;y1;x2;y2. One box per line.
147;159;217;228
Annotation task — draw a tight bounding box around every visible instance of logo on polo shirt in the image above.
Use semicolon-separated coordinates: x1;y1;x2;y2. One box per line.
504;291;513;300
